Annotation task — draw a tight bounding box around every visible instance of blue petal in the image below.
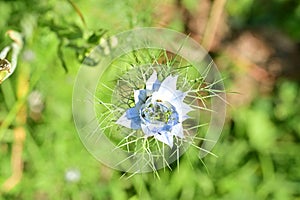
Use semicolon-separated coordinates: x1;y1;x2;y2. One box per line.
161;124;173;132
126;108;139;118
130;117;141;129
152;81;161;91
116;108;141;129
126;108;141;129
134;90;147;104
146;71;161;91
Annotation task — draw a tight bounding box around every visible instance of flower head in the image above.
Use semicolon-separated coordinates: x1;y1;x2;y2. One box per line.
116;71;193;148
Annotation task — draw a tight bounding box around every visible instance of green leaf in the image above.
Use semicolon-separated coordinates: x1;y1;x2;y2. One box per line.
87;29;106;44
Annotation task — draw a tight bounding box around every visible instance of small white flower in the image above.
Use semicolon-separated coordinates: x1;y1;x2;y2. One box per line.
116;71;193;148
99;36;118;55
109;36;118;48
28;91;44;113
65;168;81;183
22;50;36;62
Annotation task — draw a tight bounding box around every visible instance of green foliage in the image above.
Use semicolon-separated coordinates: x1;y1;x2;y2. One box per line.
227;0;300;40
0;0;300;199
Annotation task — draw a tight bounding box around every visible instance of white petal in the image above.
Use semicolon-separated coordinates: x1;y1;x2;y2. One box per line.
181;103;193;118
170;99;193;122
152;86;175;102
141;124;155;136
116;112;132;129
168;90;187;111
154;132;173;148
171;123;184;138
146;70;160;91
160;75;178;91
153;76;180;102
171;91;187;102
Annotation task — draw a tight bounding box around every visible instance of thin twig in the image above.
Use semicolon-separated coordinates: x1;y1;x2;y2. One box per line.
202;0;227;51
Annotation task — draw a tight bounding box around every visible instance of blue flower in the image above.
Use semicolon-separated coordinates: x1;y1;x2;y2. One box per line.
116;71;193;148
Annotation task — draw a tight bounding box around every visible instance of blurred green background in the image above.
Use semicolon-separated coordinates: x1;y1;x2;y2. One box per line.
0;0;300;199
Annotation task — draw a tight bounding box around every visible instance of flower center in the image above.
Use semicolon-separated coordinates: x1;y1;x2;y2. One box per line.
140;97;179;127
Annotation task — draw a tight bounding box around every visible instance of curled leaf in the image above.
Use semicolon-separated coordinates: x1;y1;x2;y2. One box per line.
0;30;23;83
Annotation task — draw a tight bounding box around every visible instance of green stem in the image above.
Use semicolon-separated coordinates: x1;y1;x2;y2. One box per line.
1;79;16;109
